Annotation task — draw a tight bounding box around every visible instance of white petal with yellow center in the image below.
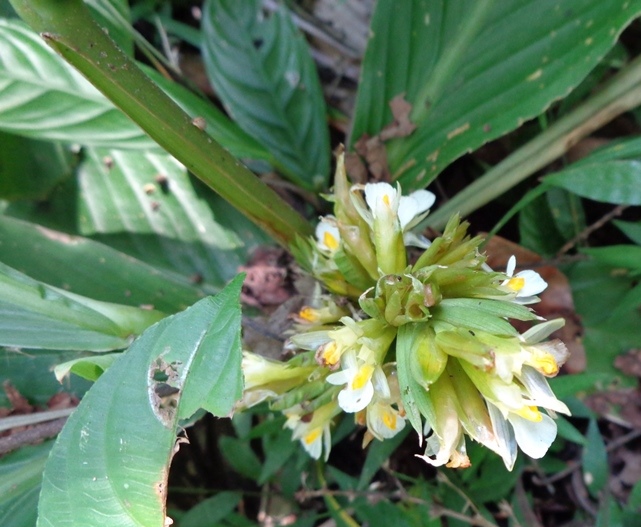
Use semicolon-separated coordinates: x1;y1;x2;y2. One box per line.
326;350;376;412
315;218;341;253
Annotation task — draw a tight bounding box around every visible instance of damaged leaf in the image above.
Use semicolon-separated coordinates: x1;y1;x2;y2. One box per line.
37;276;244;527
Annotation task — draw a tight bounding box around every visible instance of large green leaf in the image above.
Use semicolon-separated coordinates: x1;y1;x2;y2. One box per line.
351;0;641;190
0;19;155;149
0;348;92;407
85;0;133;56
145;68;273;163
37;277;244;527
0;215;209;312
545;160;641;205
0;132;73;200
0;261;164;350
202;0;330;190
76;147;268;285
0;441;52;527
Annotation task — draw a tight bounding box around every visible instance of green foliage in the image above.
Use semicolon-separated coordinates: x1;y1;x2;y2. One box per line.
37;279;244;526
202;0;330;190
351;0;641;189
2;0;641;525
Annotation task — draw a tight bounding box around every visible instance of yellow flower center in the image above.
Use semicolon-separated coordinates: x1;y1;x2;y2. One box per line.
382;408;397;430
507;276;525;292
298;307;318;323
516;405;542;422
352;363;374;390
531;352;559;376
382;194;391;206
321;342;341;366
304;428;322;445
323;231;339;251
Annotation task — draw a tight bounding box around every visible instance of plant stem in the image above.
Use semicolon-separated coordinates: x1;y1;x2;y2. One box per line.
426;52;641;229
9;0;313;248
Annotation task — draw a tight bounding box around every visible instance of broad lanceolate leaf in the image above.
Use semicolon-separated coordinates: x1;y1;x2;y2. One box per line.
202;0;330;190
0;441;52;527
0;132;73;200
545;160;641;205
37;278;244;527
145;68;273;162
351;0;641;190
85;0;134;56
0;348;92;407
77;147;269;286
0;19;155;149
0;215;209;312
0;261;164;350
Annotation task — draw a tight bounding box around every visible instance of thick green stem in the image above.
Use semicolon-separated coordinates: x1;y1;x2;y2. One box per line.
10;0;313;247
426;52;641;230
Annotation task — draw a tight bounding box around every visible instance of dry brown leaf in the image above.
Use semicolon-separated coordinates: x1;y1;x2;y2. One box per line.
348;94;417;182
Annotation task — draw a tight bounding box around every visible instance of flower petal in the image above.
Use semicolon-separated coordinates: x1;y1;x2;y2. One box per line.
509;412;557;459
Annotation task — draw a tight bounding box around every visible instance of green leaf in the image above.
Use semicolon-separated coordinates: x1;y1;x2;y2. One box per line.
396;324;436;436
555;415;587;446
53;352;120;382
580;245;641;271
545;160;641;205
357;427;410;491
202;0;330;190
180;492;242;527
86;0;133;56
76;147;269;286
518;192;566;256
0;261;164;350
352;0;641;189
0;348;92;407
144;68;272;163
431;300;526;336
0;215;208;312
614;219;641;245
0;441;52;527
0;132;73;200
0;19;155;148
37;277;244;527
582;418;608;497
219;436;263;481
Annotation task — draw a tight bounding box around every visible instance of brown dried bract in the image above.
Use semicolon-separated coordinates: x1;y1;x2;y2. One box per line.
348;93;417;182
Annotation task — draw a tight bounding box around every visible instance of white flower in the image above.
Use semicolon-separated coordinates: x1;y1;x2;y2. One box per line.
487;402;558;470
502;256;547;304
364;182;400;221
326;349;377;412
366;398;406;441
398;189;436;231
315;217;341;253
285;403;337;461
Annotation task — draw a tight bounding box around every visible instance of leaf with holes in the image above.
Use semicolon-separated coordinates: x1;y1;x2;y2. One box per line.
351;0;641;190
202;0;330;190
36;277;244;527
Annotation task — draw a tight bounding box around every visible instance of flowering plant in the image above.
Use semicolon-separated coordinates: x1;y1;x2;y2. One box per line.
241;153;570;470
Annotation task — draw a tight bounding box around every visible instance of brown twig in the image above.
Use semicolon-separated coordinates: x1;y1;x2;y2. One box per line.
556;204;629;257
0;417;67;456
533;426;641;486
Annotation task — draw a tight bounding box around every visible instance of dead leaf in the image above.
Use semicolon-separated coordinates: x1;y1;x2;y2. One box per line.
349;94;417;182
238;247;293;308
